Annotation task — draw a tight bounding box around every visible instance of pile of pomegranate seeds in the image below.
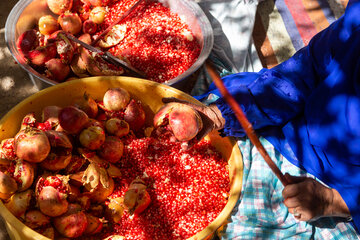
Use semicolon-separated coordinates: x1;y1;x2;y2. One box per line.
102;136;230;239
102;0;201;83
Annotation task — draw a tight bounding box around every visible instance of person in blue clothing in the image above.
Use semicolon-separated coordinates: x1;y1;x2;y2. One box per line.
167;0;360;236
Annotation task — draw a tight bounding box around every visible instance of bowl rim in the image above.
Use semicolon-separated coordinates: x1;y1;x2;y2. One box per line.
5;0;214;87
0;76;242;240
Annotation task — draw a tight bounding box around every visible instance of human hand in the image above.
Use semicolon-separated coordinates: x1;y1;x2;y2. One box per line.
282;173;351;221
162;97;225;141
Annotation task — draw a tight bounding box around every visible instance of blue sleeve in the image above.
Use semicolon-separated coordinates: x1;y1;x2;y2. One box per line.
198;0;360;138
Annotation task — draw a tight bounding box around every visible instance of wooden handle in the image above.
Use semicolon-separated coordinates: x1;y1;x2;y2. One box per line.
205;61;289;186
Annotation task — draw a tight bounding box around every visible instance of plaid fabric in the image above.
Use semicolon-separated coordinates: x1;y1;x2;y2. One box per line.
218;137;360;240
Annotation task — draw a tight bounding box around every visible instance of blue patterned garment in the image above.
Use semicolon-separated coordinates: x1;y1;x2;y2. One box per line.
219;137;359;240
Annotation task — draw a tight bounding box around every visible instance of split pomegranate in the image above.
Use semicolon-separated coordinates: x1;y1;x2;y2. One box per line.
40;130;73;171
153;102;203;142
36;175;70;217
16;29;39;58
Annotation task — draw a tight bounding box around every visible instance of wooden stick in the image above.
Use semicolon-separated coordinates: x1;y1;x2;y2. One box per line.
205;61;289;186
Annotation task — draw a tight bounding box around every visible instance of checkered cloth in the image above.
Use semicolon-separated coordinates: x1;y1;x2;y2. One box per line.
218;137;360;240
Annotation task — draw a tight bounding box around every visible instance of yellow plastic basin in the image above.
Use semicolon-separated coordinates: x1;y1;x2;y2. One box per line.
0;76;243;240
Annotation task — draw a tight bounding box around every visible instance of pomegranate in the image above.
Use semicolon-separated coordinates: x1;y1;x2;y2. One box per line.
36;175;70;217
27;44;57;66
24;210;50;229
0;138;17;160
74;93;98;118
49;31;75;64
98;24;127;48
124;99;146;131
84;213;103;235
53;203;88;238
46;0;73;15
38;15;59;35
103;88;130;111
0;171;18;199
58;106;89;134
4;189;32;218
14;128;51;163
10;160;35;191
105;118;129;137
40;130;73;171
79;126;106;150
106;197;124;223
38;186;69;217
97;136;124;163
123;179;151;215
82;20;97;35
153;102;203;141
45;58;71;82
58;12;83;35
16;29;39;58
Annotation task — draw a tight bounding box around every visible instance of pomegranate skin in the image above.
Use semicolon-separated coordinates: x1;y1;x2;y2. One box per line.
103;88;130;111
153;102;203;142
53;203;88;238
38;186;69;217
15;128;51;163
82;20;97;34
59;106;89;134
124;99;146;131
97;136;124;163
28;44;57;66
